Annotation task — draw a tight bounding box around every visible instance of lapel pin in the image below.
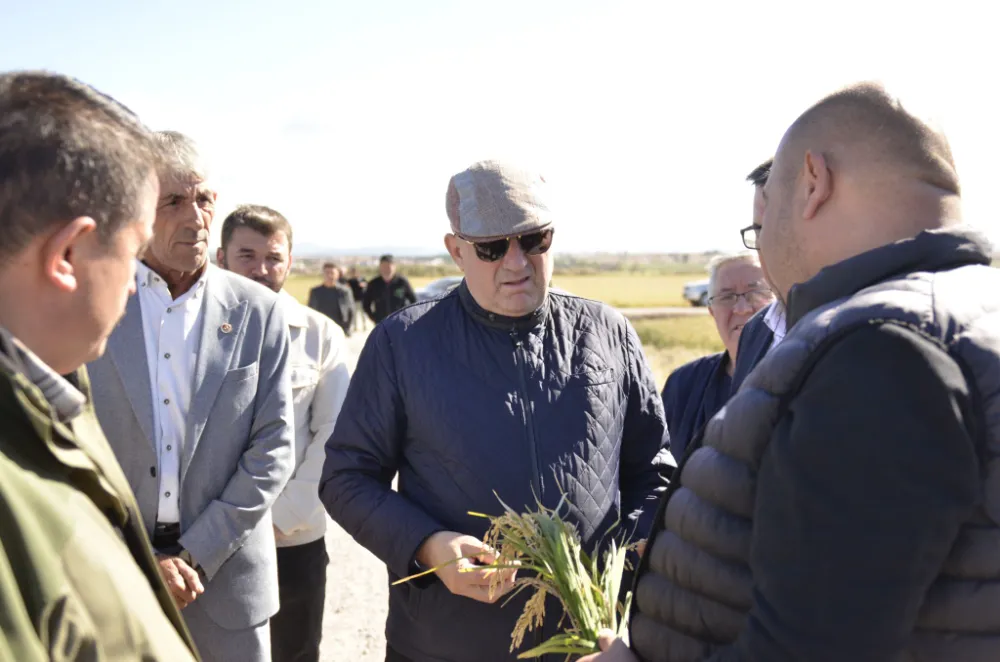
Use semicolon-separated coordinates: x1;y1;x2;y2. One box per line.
221;323;232;334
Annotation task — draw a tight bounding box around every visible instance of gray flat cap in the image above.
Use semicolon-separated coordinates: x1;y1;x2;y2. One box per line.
446;160;553;240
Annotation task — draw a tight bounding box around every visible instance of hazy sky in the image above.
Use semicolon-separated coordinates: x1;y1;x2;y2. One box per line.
1;0;996;255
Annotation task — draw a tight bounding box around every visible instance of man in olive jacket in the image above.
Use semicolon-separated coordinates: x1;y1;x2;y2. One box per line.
0;71;198;661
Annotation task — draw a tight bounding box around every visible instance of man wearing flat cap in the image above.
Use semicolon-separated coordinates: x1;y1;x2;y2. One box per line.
320;160;674;662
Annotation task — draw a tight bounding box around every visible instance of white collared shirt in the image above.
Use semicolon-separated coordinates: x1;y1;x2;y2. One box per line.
271;290;351;547
763;300;788;349
135;261;209;524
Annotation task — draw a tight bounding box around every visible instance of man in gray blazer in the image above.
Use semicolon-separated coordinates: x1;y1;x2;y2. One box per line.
88;130;295;662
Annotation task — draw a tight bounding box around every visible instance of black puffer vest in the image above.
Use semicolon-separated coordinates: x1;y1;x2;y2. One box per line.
629;228;1000;661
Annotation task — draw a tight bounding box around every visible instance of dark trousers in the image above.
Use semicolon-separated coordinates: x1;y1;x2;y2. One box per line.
385;645;413;662
271;538;329;662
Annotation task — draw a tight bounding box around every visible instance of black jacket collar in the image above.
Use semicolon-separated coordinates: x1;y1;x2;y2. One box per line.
457;280;548;332
786;226;993;328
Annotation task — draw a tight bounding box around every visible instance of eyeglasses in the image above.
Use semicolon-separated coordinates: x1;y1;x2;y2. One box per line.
458;228;555;263
708;288;774;308
740;224;761;250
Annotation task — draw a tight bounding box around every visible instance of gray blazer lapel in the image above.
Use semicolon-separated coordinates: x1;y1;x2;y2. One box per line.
107;293;155;449
182;270;248;475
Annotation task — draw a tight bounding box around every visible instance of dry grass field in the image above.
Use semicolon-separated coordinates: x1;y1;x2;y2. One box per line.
631;316;724;386
287;272;722;385
286;272;698;309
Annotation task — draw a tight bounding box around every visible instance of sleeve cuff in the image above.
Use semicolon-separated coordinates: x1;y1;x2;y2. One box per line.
271;495;302;536
394;527;446;589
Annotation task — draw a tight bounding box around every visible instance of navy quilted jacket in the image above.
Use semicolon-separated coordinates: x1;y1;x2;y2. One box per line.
320;281;673;662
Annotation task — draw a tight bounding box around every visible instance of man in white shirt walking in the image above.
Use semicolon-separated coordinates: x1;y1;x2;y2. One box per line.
218;204;352;662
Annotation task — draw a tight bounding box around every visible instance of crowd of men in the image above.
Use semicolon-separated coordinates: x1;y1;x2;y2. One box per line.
307;255;418;336
1;67;998;662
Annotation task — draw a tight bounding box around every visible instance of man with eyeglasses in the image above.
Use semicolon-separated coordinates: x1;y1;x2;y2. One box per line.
660;252;773;460
733;158;787;392
587;80;1000;662
320;159;673;662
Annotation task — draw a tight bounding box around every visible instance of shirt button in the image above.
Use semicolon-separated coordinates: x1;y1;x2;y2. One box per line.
166;308;172;314
166;445;172;451
165;491;171;498
164;353;171;359
163;398;170;405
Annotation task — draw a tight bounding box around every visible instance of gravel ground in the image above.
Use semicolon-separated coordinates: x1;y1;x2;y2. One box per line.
319;520;389;661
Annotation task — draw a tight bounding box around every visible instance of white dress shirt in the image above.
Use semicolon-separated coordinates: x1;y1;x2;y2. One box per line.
763;300;788;349
136;261;209;525
271;290;352;547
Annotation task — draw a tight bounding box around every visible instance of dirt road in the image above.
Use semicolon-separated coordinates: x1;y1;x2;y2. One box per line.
319;327;389;662
319;519;389;661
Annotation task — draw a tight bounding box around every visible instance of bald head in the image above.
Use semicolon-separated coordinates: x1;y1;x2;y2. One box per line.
759;82;963;304
774;82;959;194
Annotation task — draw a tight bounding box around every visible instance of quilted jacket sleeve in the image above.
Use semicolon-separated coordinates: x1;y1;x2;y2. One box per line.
620;320;674;540
318;325;445;580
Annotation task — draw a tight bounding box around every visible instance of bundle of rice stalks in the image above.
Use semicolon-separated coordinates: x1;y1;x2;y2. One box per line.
396;492;635;660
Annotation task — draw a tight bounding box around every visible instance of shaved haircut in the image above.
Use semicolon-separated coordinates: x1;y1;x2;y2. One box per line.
779;82;959;194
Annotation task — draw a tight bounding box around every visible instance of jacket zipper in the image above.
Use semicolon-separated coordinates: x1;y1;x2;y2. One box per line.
511;328;546;657
511;329;542;499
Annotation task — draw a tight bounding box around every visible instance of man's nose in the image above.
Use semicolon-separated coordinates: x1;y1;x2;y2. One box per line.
502;238;529;270
733;294;754;314
250;260;269;277
180;201;206;230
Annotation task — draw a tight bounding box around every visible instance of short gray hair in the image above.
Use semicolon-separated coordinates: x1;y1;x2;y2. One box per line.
153;130;209;182
707;251;761;296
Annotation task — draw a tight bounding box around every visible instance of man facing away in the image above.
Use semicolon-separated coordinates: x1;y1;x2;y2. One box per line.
0;70;198;661
87;131;295;662
308;261;355;336
218;204;352;662
731;158;786;392
362;254;416;324
321;159;673;662
660;252;773;460
588;82;1000;662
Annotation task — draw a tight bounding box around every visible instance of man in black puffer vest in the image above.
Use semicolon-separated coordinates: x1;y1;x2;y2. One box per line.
582;82;1000;662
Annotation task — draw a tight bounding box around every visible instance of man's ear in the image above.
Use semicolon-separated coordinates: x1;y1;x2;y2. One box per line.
216;247;225;267
802;150;833;220
444;234;465;272
43;217;98;293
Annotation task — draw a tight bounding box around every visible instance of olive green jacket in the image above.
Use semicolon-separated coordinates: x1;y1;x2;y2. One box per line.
0;335;200;661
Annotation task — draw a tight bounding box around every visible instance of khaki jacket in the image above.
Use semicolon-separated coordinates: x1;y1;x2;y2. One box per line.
0;339;199;662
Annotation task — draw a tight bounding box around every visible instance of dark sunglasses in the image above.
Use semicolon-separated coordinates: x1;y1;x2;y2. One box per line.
458;228;555;263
